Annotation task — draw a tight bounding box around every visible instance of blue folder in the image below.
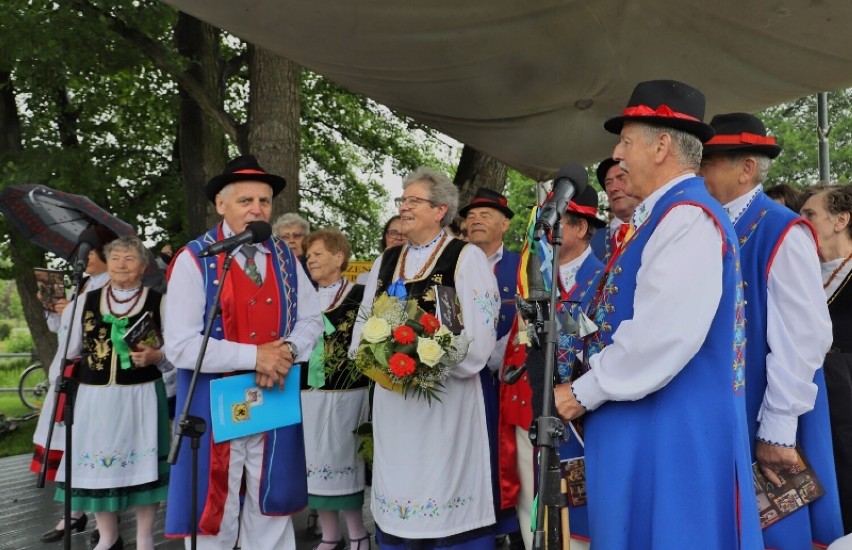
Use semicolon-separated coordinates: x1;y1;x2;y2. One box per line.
209;366;302;442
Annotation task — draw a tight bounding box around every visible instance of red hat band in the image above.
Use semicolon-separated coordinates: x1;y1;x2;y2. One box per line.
567;201;598;218
622;104;701;123
705;132;777;147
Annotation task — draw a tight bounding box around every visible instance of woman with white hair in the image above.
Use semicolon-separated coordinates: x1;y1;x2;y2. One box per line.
54;236;170;550
351;167;501;550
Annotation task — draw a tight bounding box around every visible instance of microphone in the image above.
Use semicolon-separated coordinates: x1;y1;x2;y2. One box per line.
72;226;99;277
198;221;272;257
533;163;588;241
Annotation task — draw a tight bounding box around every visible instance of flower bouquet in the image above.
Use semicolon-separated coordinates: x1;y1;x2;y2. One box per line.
354;291;471;404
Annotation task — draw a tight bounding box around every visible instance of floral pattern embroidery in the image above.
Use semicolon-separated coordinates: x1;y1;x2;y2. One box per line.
76;447;157;470
374;492;474;520
307;464;358;481
473;289;500;335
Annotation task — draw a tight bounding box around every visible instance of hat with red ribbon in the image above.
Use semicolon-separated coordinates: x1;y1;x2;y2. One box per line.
459;187;515;219
703;112;782;159
564;185;606;228
604;80;714;143
206;155;287;203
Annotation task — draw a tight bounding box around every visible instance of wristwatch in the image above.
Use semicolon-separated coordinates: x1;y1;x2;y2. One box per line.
284;340;299;359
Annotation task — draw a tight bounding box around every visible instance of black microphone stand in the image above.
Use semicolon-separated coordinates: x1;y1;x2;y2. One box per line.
37;258;88;550
168;252;236;550
529;218;567;550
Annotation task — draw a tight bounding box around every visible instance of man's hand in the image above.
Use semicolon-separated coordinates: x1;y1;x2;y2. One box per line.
255;339;294;389
756;440;799;487
554;383;586;421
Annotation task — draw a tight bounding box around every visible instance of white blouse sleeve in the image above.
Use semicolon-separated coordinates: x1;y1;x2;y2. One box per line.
759;223;832;445
572;205;724;410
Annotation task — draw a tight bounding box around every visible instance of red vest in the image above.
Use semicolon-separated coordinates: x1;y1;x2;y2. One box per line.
220;258;282;346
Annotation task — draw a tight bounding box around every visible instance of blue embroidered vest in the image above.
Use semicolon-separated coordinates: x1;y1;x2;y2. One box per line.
580;178;762;549
736;192;842;547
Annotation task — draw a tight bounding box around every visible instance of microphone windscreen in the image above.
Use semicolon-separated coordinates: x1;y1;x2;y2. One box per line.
552;163;588;194
247;221;273;243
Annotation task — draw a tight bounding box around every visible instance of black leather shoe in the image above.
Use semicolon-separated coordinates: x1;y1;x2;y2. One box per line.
40;514;88;542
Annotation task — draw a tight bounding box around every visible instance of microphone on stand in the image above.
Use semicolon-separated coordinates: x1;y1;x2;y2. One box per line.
71;226;99;279
198;221;272;257
533;163;588;241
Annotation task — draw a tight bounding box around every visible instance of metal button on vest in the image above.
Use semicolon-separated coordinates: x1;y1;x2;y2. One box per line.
216;327;222;332
521;400;526;406
209;263;216;269
213;279;219;285
503;286;510;293
512;395;518;401
250;332;256;339
266;298;273;304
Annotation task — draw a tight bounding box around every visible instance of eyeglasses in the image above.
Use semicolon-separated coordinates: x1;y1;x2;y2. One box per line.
279;232;305;239
385;230;405;238
394;196;435;208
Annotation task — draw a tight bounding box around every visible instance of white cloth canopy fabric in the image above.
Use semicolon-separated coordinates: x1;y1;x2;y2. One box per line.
162;0;852;179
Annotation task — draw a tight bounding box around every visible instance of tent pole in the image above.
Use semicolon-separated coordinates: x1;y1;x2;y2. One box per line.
817;92;830;182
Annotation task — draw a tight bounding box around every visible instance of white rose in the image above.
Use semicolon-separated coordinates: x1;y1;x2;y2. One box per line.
362;317;391;343
417;337;446;367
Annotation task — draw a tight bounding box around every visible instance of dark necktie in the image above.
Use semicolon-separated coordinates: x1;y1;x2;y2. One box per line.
241;245;263;286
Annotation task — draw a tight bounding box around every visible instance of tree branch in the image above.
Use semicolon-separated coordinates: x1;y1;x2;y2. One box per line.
71;0;241;145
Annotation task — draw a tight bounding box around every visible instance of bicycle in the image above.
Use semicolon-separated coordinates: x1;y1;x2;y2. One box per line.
18;357;49;411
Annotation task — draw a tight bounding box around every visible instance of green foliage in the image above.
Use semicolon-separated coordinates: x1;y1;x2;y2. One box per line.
6;330;33;354
503;170;539;253
300;74;450;258
0;323;11;341
759;88;852;187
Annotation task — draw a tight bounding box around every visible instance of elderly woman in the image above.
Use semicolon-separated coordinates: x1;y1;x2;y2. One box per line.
54;236;169;550
800;184;852;535
350;167;500;550
302;227;370;550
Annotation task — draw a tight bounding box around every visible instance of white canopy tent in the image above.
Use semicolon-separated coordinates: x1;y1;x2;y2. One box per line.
162;0;852;179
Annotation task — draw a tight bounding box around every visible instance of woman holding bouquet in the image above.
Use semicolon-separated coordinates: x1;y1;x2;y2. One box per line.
54;236;170;550
351;167;501;549
302;228;371;550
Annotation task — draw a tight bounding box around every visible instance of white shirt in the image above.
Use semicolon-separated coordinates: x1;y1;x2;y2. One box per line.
572;174;724;410
727;187;832;445
164;221;322;373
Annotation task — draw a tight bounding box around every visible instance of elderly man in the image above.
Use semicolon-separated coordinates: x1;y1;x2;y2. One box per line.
165;155;322;549
460;188;522;546
554;80;762;549
589;158;639;262
699;112;842;549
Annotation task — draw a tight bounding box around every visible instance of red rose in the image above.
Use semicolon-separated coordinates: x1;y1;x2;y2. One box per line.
388;352;416;377
393;325;416;345
420;313;440;335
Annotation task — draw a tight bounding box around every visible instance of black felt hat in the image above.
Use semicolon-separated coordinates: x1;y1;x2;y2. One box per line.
703;112;782;159
565;185;607;229
206;155;287;203
595;158;619;186
459;187;515;219
604;80;714;143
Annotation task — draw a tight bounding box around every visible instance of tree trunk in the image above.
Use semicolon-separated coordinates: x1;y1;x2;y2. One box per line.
174;13;227;236
247;45;302;220
453;145;510;207
0;70;56;366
